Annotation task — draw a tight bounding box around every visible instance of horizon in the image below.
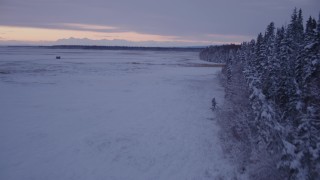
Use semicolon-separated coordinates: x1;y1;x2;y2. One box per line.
1;41;238;48
0;36;241;47
1;0;319;47
0;44;209;48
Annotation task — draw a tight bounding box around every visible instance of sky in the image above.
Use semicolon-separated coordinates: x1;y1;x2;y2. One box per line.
0;0;319;46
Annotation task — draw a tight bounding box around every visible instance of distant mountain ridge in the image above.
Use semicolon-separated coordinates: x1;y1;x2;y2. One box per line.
41;45;205;52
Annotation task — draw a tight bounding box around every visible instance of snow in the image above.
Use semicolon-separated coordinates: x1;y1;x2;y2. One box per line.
0;47;236;180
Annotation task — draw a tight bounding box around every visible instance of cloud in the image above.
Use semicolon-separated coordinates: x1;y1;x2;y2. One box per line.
0;25;182;42
58;23;117;31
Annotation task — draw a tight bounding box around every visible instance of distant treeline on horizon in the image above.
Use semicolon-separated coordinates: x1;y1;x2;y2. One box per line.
42;45;205;52
6;44;242;53
199;44;241;63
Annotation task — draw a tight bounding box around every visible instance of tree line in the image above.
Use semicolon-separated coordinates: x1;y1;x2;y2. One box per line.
42;45;203;52
211;8;319;179
199;44;240;63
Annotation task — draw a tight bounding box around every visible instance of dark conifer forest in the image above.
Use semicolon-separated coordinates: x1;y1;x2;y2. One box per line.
199;44;240;63
202;8;320;179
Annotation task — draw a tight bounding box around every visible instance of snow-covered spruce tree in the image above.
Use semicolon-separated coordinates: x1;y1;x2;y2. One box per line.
283;8;304;121
224;55;233;98
253;33;265;88
262;22;276;99
275;26;292;111
268;27;284;103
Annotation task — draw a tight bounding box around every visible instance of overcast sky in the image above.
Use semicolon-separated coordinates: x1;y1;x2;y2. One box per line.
0;0;319;46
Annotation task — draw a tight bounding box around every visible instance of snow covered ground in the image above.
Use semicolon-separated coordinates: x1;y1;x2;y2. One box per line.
0;47;236;180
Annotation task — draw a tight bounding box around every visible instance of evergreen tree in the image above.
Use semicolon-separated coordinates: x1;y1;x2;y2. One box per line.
269;27;284;102
262;22;276;98
297;9;305;45
253;33;265;89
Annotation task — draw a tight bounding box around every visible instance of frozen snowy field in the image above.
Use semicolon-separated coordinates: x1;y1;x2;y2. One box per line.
0;47;235;180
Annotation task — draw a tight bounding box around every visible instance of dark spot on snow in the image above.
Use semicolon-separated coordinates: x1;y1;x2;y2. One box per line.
0;70;10;74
